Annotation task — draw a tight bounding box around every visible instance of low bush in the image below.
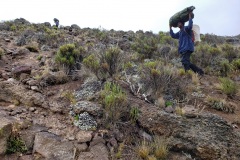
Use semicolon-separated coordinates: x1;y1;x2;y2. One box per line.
136;137;169;160
131;34;159;59
83;46;123;80
6;136;27;154
222;44;238;62
232;58;240;70
219;77;237;97
130;106;140;123
55;44;84;74
101;82;127;124
140;61;180;99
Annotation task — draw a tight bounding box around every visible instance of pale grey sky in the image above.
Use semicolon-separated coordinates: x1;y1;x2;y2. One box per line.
1;0;240;36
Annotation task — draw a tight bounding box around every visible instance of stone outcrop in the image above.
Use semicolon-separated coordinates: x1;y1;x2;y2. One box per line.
11;65;32;78
138;106;240;160
0;80;47;107
78;134;109;160
33;132;75;160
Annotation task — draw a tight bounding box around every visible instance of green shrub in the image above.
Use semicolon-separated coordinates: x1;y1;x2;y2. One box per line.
222;44;238;62
208;47;222;56
219;78;237;97
165;101;173;107
232;58;240;70
131;35;159;59
37;55;43;61
0;47;4;59
103;46;122;76
101;82;127;124
55;44;84;74
130;106;140;123
219;59;232;77
140;61;179;97
83;54;101;79
6;136;27;154
10;25;17;31
159;32;177;46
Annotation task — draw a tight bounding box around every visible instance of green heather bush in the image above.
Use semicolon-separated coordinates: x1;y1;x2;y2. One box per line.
83;46;123;80
140;61;180;98
103;46;122;76
101;82;127;123
219;77;237;97
131;35;159;59
232;58;240;70
55;44;84;74
222;44;238;62
159;32;177;46
83;54;102;79
193;44;219;68
219;59;232;77
96;30;109;42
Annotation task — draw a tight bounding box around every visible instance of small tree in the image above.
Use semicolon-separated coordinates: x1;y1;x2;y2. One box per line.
102;46;122;76
55;44;85;74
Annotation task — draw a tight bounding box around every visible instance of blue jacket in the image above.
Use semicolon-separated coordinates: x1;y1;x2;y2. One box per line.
170;18;194;54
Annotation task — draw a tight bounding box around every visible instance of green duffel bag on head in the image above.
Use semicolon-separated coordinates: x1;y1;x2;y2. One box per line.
169;6;195;27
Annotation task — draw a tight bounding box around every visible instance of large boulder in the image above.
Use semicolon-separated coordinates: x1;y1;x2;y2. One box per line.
137;105;240;160
0;117;12;155
33;132;75;160
78;134;109;160
74;80;102;101
20;125;48;151
11;65;32;78
0;81;47;107
71;101;102;117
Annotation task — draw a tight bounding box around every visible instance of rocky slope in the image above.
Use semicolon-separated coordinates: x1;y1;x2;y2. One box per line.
0;18;240;160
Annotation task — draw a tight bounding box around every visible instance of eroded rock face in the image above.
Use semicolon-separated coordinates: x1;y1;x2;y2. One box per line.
138;107;240;160
0;117;12;155
33;132;75;160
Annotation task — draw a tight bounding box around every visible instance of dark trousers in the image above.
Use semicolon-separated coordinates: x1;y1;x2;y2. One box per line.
181;51;204;75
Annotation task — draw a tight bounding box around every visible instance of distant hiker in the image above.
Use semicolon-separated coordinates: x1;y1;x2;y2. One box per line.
170;12;204;76
53;18;59;28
